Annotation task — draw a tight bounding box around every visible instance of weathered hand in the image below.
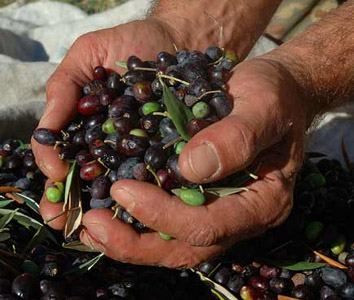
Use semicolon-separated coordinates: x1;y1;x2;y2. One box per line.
77;57;310;268
32;19;177;229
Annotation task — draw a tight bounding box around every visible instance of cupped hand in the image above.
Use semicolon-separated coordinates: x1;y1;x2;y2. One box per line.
33;19;177;228
35;22;311;267
80;57;311;268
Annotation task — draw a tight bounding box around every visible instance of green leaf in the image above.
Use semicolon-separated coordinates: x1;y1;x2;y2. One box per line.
64;162;77;211
264;259;327;271
161;80;193;141
204;187;249;197
12;192;39;215
0;232;10;242
64;252;104;275
115;61;128;69
0;200;14;208
306;152;327;159
22;226;51;255
196;271;238;300
62;241;99;253
0;209;18;229
0;208;57;244
65;165;83;238
172;187;248;198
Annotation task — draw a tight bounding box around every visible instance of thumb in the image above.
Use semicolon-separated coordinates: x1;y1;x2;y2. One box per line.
179;93;283;184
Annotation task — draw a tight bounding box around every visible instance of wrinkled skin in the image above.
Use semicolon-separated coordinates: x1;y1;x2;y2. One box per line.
33;20;309;268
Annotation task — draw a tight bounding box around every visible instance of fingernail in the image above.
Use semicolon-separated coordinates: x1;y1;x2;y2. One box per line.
188;142;220;180
80;229;106;253
85;223;108;244
114;188;136;213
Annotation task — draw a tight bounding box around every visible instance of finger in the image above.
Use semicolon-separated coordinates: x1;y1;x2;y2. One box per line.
110;173;291;247
179;97;286;184
32;31;107;181
39;180;67;230
80;208;227;268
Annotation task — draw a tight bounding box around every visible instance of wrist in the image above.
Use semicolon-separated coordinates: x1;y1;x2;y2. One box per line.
149;0;281;61
260;50;321;128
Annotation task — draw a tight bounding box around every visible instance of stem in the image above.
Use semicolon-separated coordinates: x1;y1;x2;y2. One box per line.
245;169;259;180
53;141;67;150
196;90;223;101
199;185;205;194
44;210;66;224
153;111;170;117
157;74;190;86
111;204;120;220
104;140;116;146
146;165;162;188
162;136;184;149
134;67;157;72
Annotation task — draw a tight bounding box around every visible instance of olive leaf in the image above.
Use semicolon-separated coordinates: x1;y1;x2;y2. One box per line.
306;152;327;159
204;187;249;197
0;199;14;208
62;241;99;253
22;226;55;255
12;192;40;215
63;252;104;276
64;162;77;211
0;209;18;229
0;232;10;242
161;80;193;141
195;271;238;300
312;250;348;270
341;138;352;171
65;165;83;238
264;259;326;271
0;208;57;244
115;61;128;69
171;187;248;198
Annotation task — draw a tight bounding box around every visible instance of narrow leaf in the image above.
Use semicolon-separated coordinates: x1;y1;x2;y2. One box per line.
341;138;352;171
64;162;77;211
306;152;327;159
204;187;249;197
0;257;20;275
12;192;40;215
0;208;42;230
313;250;348;269
0;209;18;229
278;296;299;300
0;187;21;193
0;200;14;208
196;271;238;300
161;80;193;141
62;241;99;253
0;232;10;242
65;166;83;238
115;61;128;69
22;226;53;255
264;259;326;271
63;252;104;276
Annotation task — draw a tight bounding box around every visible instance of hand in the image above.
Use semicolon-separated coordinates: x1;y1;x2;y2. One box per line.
32;19;177;229
79;57;310;268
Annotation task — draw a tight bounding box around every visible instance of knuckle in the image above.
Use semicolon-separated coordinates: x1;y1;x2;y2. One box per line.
185;223;219;247
229;120;258;165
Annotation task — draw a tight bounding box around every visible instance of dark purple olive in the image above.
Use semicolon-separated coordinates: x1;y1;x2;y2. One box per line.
33;128;58;146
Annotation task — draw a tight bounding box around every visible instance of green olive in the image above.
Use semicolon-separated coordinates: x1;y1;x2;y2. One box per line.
142;102;162;115
130;129;148;138
179;189;205;206
102;119;117;134
304;221;324;242
331;234;346;255
46;182;64;203
158;232;172;240
174;141;186;154
305;173;326;188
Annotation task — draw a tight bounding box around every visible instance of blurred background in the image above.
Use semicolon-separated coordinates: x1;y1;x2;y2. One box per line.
0;0;352;164
0;0;126;14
